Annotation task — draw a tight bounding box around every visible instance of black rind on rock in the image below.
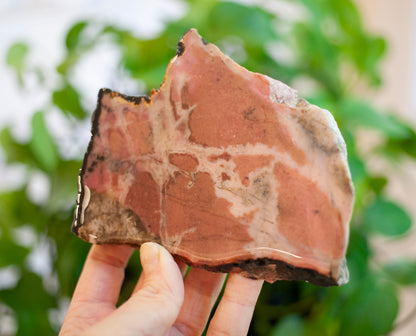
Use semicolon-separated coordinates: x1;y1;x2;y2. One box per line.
175;255;339;287
176;41;185;57
177;29;210;57
121;91;150;104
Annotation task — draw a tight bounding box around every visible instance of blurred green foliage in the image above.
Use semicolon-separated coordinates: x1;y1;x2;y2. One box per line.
1;0;416;335
6;43;29;86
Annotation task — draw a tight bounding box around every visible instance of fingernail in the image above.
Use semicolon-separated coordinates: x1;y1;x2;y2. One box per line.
140;242;160;269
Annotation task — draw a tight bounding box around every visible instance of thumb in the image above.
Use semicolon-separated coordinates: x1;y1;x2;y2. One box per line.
83;243;184;336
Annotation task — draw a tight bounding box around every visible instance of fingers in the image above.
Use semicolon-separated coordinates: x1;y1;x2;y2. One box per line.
133;256;187;295
61;242;262;336
59;244;133;335
207;274;263;336
171;268;226;335
83;242;184;336
75;244;134;305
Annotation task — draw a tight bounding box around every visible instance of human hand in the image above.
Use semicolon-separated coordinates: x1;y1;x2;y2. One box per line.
59;242;263;336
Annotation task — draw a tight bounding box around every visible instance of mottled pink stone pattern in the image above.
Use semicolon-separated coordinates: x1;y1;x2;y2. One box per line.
73;29;354;286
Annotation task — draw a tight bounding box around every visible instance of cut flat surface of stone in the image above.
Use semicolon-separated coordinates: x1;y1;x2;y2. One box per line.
73;29;354;286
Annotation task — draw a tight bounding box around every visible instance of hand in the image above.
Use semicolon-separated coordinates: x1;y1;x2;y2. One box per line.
59;242;263;336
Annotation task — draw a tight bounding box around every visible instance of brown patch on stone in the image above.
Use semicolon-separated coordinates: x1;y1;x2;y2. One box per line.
181;83;190;110
169;85;179;120
165;172;254;255
237;208;258;224
175;121;187;133
127;122;154;155
108;130;128;159
125;171;161;233
83;158;112;194
79;189;160;245
221;172;231;181
331;160;355;196
274;162;344;259
233;154;273;186
208;152;232;162
295;108;339;155
179;43;306;165
169;153;199;172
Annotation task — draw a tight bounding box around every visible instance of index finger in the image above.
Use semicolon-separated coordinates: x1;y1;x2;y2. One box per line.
207;274;263;336
73;244;133;304
60;244;134;335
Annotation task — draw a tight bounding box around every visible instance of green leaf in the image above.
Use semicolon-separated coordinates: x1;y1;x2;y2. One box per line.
384;128;416;159
364;198;412;236
65;21;88;50
6;42;29;85
107;29;172;87
363;36;387;86
208;1;276;47
0;272;56;310
0;188;49;232
345;229;370;288
0;238;30;267
0;128;34;166
339;278;399;336
48;160;81;212
52;84;86;119
338;99;410;138
53;237;89;297
346;152;366;209
6;42;29;68
58;21;99;75
57;52;79;75
29;111;59;172
329;0;363;37
117;250;142;305
271;315;304;336
0;272;56;335
348;154;366;183
384;259;416;285
366;175;388;194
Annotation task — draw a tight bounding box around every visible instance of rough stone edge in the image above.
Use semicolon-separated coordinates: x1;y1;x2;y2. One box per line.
175;254;341;286
71;29;349;287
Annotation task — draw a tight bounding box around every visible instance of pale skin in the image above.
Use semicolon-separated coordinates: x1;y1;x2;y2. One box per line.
59;242;263;336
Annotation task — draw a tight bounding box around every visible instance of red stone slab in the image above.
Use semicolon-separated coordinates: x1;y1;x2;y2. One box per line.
72;29;354;286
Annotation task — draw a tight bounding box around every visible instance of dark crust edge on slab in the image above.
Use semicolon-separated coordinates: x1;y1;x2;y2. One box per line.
174;254;339;287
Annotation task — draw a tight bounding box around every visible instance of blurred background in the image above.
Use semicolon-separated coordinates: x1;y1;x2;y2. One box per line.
1;0;416;335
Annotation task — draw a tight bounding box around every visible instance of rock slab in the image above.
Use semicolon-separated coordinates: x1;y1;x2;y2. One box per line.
72;29;354;286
